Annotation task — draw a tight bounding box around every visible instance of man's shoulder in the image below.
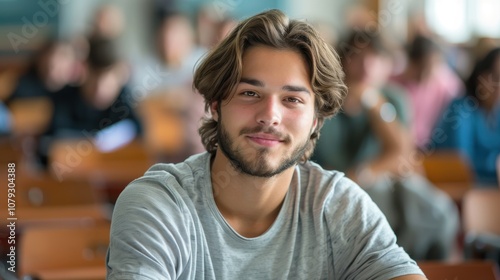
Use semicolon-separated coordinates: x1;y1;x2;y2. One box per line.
298;161;366;205
116;153;210;210
297;161;384;236
140;152;209;185
120;152;210;199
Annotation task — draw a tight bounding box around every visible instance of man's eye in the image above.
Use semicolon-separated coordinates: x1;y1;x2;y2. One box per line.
285;97;301;103
242;91;258;97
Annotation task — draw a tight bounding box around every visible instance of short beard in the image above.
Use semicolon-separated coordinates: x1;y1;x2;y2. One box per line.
217;121;310;178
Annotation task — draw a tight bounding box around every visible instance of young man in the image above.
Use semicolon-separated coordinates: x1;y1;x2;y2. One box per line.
107;9;426;279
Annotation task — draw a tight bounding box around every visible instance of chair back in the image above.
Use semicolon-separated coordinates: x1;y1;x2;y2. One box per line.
421;151;474;201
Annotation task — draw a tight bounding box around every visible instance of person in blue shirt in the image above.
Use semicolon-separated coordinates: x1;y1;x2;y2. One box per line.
433;47;500;186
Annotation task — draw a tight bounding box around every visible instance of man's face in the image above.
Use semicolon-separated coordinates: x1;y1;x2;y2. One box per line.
211;45;317;177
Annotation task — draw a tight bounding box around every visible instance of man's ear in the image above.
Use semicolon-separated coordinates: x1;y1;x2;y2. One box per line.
210;101;219;122
312;118;318;133
310;117;319;139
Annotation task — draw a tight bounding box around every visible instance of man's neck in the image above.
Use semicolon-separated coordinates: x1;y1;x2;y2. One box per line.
210;151;295;238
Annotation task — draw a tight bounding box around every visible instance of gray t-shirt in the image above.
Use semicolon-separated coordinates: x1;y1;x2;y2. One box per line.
107;152;423;280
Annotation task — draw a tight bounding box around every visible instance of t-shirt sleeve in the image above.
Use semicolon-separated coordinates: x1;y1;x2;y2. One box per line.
106;175;193;280
326;178;423;280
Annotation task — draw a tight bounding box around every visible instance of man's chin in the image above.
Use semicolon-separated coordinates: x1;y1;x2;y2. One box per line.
237;157;296;178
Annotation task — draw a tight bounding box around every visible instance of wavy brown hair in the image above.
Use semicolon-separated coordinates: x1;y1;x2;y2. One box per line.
193;9;347;161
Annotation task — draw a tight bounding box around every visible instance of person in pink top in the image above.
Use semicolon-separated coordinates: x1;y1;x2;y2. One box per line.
392;35;463;150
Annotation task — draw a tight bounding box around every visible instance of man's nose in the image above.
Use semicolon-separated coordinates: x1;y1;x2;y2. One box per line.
256;97;282;126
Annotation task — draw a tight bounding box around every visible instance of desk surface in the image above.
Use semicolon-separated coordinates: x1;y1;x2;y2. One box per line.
33;266;106;280
418;261;500;280
0;204;110;229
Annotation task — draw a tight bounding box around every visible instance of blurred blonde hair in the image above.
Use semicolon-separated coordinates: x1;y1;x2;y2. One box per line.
193;9;347;161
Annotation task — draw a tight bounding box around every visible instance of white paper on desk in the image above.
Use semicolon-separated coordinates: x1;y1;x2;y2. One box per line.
94;119;137;152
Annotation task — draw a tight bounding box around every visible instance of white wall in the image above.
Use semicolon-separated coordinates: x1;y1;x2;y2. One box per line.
286;0;353;37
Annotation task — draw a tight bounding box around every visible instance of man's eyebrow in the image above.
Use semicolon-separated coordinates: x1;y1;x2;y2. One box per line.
282;85;311;95
239;77;311;95
239;78;264;87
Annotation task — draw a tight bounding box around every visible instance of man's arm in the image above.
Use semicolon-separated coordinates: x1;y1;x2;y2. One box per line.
326;178;425;279
107;177;192;279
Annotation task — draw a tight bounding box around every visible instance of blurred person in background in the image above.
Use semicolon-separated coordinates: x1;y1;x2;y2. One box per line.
37;36;141;167
69;4;127;86
89;4;125;40
432;47;500;187
471;37;498;65
130;11;207;160
131;11;206;90
312;30;458;261
5;40;78;104
392;35;464;151
314;30;412;177
3;40;82;146
155;12;206;86
195;5;220;49
195;6;239;49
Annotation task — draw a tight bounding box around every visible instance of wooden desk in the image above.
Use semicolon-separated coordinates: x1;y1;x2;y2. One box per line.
434;182;472;202
5;204;111;229
19;223;110;278
0;173;111;229
48;139;153;183
421;151;474;202
33;266;106;280
419;261;500;280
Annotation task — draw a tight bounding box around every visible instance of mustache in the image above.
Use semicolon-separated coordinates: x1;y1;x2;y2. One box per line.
239;126;290;142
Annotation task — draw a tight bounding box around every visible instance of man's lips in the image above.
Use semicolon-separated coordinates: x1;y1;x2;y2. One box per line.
246;133;284;147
